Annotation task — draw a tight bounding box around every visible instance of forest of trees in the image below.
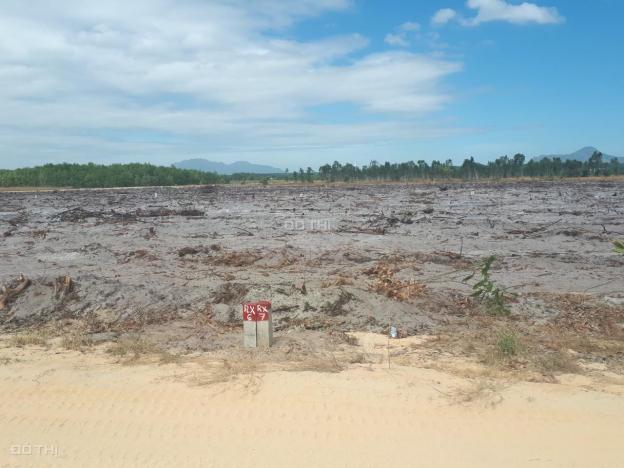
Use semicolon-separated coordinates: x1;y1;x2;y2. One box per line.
0;163;222;188
0;151;621;188
311;151;623;182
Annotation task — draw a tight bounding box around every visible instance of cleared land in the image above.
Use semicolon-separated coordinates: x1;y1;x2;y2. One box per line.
1;180;623;466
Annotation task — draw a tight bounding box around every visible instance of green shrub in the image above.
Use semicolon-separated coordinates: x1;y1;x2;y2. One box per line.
496;330;519;357
463;256;510;316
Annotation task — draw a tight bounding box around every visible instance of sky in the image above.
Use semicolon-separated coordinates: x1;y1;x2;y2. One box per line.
0;0;622;170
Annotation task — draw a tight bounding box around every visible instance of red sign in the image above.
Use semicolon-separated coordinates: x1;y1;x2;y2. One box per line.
242;301;271;321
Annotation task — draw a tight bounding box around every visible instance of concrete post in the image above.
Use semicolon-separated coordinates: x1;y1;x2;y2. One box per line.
255;302;273;348
243;303;257;348
242;301;273;348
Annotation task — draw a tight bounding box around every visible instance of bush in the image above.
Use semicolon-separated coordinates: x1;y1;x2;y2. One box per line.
537;351;580;374
463;256;510;316
496;330;519;358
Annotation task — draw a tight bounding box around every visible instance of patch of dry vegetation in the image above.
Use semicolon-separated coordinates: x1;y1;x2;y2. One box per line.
364;262;426;301
320;290;354;316
540;293;624;338
191;349;344;389
106;334;180;365
208;250;263;267
535;350;581;374
320;276;354;288
9;329;49;348
61;330;93;352
212;282;249;305
329;330;359;346
453;379;504;408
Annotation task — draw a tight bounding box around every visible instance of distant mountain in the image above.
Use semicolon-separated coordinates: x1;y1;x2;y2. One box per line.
535;146;624;163
174;159;284;175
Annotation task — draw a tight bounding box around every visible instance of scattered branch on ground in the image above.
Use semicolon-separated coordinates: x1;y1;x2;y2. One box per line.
0;274;31;311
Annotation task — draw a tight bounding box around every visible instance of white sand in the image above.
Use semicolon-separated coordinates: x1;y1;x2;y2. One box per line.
1;338;623;468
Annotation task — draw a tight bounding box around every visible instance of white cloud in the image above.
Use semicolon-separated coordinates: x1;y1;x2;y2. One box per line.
465;0;564;25
384;21;421;48
384;33;409;47
400;21;421;32
434;0;564;27
432;8;458;26
0;1;463;167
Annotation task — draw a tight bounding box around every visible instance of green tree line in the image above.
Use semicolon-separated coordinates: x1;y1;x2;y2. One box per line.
309;151;622;182
0;163;222;188
0;151;621;188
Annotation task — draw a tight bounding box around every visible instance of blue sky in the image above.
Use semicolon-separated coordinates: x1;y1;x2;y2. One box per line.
0;0;622;170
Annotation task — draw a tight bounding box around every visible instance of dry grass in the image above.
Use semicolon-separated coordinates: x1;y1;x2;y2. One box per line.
191;349;344;388
106;335;180;365
193;304;215;328
422;319;589;379
320;290;354;316
348;353;367;364
9;330;49;348
61;330;93;352
363;262;399;277
212;282;249;305
287;354;344;373
535;350;581;375
208;250;262;267
329;330;359;346
538;293;624;339
365;262;426;301
0;186;66;192
453;379;504;408
189;358;267;394
276;315;341;331
371;278;426;301
321;276;354;288
107;335;156;358
157;350;183;365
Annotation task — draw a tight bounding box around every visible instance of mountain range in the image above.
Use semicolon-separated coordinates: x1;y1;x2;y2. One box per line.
174;159;284;175
535;146;623;163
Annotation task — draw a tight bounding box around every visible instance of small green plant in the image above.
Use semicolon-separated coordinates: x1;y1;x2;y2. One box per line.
463;256;509;315
496;330;518;358
614;240;624;255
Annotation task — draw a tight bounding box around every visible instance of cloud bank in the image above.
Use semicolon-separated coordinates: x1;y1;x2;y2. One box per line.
0;1;462;168
433;0;564;27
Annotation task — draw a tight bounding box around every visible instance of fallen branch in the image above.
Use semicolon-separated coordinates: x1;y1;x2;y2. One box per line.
0;274;31;311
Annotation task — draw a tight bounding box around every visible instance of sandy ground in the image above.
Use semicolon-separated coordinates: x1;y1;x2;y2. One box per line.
1;333;623;468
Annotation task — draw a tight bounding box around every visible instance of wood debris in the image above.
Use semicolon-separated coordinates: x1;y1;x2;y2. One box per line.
0;274;31;311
